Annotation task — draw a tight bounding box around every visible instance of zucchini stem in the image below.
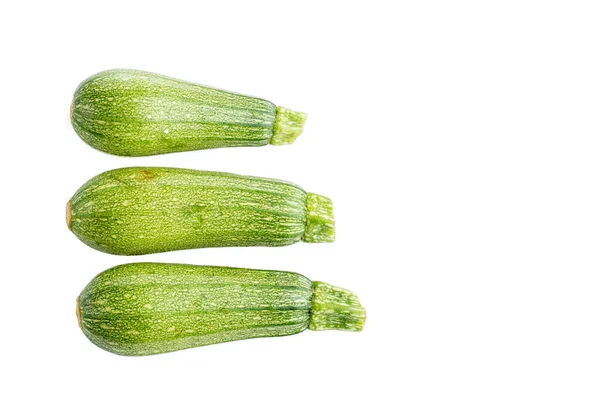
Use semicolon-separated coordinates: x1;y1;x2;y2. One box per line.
270;106;307;145
309;281;366;332
302;193;335;243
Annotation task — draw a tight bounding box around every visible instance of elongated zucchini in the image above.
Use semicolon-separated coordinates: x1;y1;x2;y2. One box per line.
71;69;307;156
77;263;366;356
67;167;335;255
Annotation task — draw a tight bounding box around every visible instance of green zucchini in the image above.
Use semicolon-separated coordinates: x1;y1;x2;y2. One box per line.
71;69;307;156
77;262;366;356
67;167;335;255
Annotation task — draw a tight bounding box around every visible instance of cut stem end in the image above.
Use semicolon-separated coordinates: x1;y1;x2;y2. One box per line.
309;281;366;332
270;106;307;145
302;193;335;243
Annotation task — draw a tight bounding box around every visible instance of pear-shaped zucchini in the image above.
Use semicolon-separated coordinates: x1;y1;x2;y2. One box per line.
77;262;366;356
67;167;335;255
71;69;307;156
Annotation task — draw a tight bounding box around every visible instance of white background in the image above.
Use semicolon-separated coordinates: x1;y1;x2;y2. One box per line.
2;1;600;398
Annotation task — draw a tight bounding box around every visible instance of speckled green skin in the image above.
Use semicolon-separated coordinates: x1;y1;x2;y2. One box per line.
68;167;335;255
78;263;313;356
71;69;306;156
78;263;366;356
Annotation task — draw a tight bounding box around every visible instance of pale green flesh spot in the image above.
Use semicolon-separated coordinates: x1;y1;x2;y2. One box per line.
71;69;306;156
78;263;365;356
68;167;335;255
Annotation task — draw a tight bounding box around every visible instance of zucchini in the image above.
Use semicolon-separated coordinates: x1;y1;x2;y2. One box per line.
71;69;307;156
77;262;366;356
67;167;335;255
